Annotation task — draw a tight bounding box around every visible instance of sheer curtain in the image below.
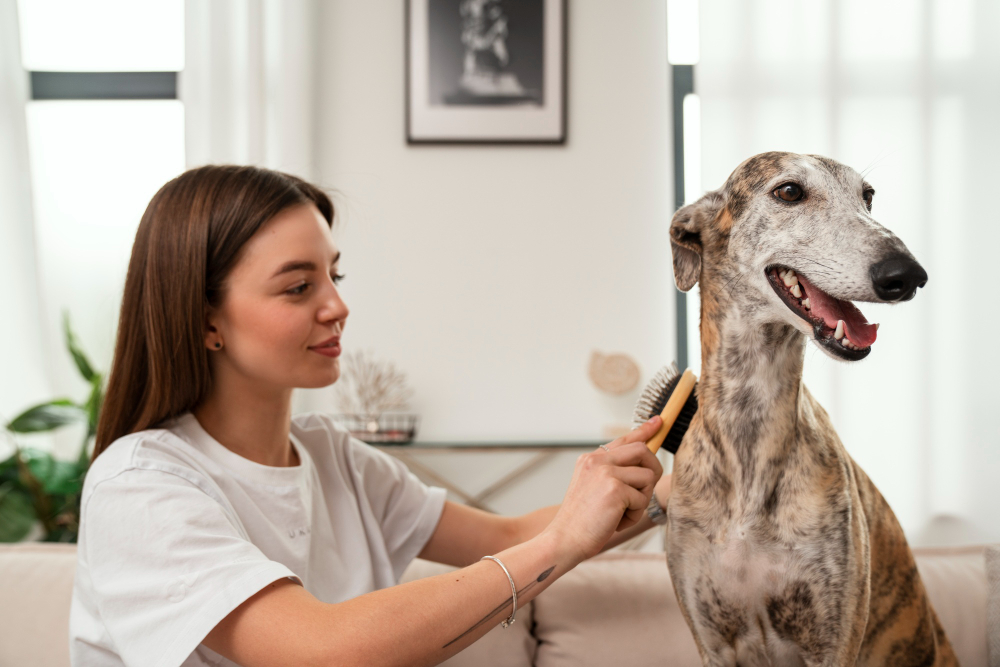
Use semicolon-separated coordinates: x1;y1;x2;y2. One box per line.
0;0;50;447
182;0;319;178
691;0;1000;545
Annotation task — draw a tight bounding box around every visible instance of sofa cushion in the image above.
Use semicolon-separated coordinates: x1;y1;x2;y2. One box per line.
531;552;701;667
986;546;1000;667
400;559;536;667
0;543;77;667
913;545;989;667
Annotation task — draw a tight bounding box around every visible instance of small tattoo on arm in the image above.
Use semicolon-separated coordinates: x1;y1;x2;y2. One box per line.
442;566;557;648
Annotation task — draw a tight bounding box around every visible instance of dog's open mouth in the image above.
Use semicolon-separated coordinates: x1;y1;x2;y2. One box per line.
766;265;878;361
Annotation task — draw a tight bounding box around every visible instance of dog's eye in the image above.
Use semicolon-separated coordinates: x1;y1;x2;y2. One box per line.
773;183;803;202
863;188;875;211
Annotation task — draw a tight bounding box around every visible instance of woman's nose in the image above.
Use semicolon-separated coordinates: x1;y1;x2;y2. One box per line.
318;282;349;323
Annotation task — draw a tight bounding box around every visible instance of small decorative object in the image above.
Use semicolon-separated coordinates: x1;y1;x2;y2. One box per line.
333;350;419;444
406;0;567;144
588;350;641;396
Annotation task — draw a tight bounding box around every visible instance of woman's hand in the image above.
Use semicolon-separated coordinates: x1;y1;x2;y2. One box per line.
543;416;664;565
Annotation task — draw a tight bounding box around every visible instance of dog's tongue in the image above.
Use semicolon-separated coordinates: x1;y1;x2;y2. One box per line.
796;274;878;347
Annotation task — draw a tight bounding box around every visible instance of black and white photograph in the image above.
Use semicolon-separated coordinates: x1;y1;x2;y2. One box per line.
407;0;566;143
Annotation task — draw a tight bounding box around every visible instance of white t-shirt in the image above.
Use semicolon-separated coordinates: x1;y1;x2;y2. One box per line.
69;412;447;667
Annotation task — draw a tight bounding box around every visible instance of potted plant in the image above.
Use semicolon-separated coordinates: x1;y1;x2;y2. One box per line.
0;314;103;543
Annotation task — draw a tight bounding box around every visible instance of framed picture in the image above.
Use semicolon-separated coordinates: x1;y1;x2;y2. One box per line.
406;0;567;144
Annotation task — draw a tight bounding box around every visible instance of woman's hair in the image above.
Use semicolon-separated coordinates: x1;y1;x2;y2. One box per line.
93;165;334;461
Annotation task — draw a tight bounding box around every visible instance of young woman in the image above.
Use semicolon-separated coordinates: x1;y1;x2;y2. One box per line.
69;165;672;667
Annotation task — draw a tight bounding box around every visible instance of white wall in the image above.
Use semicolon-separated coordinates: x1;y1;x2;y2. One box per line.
296;1;677;444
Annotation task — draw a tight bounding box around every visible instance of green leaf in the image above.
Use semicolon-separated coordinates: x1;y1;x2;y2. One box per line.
63;311;97;383
7;400;85;433
0;483;36;542
44;460;87;496
21;448;54;484
83;375;104;438
0;455;20;486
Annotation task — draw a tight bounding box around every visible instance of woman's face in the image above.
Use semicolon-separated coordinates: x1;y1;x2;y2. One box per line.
206;203;349;391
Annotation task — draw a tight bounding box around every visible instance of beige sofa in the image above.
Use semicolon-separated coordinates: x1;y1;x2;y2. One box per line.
2;543;997;666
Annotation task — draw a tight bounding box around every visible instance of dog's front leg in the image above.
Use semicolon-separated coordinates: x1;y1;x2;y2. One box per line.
767;512;872;667
668;543;773;667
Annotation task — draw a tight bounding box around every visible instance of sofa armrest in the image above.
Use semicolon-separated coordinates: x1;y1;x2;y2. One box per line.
0;543;78;667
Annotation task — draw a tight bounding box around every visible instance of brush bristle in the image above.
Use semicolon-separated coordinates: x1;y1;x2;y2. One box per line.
632;363;699;455
632;362;680;428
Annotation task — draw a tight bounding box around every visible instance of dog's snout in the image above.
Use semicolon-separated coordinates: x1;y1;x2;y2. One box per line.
870;255;928;301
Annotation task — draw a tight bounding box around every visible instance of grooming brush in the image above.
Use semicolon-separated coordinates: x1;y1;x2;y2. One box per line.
632;363;699;455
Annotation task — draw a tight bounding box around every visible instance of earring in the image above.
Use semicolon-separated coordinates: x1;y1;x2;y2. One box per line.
214;342;222;349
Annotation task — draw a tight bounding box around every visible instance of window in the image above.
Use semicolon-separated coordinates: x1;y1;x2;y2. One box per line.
17;0;186;405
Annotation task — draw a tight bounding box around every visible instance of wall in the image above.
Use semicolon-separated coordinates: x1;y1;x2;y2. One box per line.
297;1;676;448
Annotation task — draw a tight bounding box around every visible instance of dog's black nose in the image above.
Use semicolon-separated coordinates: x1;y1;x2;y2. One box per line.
870;255;928;301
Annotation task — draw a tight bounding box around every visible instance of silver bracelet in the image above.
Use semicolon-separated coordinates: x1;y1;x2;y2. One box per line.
480;555;517;628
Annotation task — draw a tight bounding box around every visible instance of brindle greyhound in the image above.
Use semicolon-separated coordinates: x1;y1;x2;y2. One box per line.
667;151;957;666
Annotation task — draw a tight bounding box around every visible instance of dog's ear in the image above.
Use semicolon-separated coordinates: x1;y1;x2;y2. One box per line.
670;191;723;292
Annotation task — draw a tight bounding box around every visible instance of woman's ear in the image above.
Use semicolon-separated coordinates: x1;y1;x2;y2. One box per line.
204;310;223;350
669;191;723;292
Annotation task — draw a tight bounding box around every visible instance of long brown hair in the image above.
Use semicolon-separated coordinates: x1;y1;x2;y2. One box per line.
93;165;334;461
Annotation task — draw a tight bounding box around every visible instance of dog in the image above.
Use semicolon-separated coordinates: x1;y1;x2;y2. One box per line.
666;152;958;666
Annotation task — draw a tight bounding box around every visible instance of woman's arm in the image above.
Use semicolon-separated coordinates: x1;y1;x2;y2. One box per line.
204;417;664;667
205;530;567;667
418;470;673;566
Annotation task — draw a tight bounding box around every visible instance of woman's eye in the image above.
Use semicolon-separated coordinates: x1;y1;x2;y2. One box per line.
863;189;875;211
332;273;346;285
286;283;310;296
773;183;804;202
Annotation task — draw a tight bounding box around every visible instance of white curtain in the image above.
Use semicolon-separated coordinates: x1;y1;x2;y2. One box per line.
691;0;1000;546
0;0;50;446
181;0;319;178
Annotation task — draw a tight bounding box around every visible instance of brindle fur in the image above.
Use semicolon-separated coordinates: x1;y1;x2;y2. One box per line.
666;152;957;666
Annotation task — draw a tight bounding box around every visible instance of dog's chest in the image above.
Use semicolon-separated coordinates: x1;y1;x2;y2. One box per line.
706;524;810;602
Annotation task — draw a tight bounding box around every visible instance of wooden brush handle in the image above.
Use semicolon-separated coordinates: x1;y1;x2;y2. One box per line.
646;369;697;454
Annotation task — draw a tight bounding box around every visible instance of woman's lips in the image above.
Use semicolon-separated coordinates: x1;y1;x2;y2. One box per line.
309;337;341;358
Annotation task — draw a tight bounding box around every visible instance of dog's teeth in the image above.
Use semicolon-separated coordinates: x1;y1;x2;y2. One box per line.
802;298;811;309
782;272;798;287
790;284;802;298
834;320;845;340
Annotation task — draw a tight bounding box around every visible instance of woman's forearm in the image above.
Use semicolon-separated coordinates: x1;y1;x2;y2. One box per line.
335;533;569;665
509;504;560;545
207;531;576;667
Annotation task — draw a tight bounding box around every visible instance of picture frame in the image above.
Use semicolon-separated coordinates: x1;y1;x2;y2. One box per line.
406;0;567;145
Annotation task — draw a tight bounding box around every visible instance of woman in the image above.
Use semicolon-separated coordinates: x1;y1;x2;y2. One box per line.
69;165;672;667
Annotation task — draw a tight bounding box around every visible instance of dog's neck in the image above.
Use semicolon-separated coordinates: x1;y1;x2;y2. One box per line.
695;270;807;476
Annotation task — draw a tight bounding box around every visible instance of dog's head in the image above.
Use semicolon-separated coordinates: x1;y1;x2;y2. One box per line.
671;151;927;362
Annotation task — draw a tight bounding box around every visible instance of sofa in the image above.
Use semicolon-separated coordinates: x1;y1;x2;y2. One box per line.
1;543;997;666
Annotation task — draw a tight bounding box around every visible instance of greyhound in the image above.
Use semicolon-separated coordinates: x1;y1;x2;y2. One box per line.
666;152;957;666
